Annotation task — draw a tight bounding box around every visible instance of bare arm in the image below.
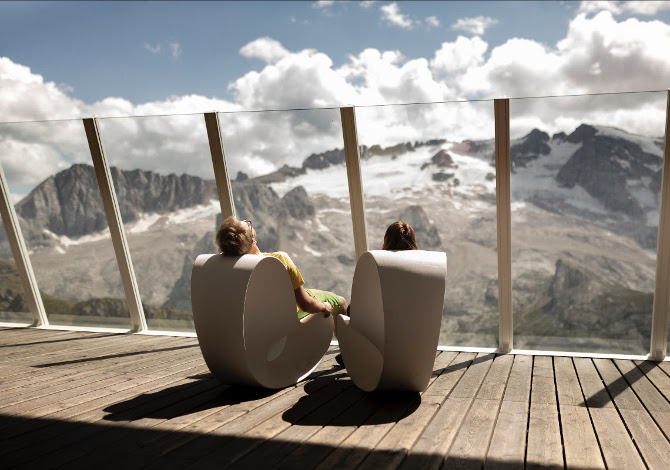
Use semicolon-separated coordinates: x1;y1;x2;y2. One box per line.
294;286;332;315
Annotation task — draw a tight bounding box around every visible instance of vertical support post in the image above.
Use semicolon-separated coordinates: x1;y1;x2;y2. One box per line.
83;118;147;333
204;112;236;220
495;99;513;353
340;106;368;260
650;89;670;361
0;162;48;326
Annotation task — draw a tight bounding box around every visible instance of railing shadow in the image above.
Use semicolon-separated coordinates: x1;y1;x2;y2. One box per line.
582;360;659;408
34;343;198;367
0;332;121;348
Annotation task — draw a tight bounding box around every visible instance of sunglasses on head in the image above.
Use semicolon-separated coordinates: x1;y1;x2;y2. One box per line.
242;219;252;231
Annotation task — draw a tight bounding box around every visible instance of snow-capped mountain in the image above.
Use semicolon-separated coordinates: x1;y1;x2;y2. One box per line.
0;123;663;352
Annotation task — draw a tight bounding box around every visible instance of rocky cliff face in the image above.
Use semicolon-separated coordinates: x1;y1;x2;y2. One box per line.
11;164;218;244
556;124;662;219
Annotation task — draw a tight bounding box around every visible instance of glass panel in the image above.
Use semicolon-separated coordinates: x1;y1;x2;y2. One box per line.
356;102;498;348
219;109;356;312
98;114;214;332
0;120;131;328
510;91;666;354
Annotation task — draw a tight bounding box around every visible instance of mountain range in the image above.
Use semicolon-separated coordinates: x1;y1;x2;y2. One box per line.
0;123;664;351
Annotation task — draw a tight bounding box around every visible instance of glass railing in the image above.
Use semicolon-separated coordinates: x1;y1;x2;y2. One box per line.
218;108;356;307
0;91;668;358
97;114;214;332
356;101;499;348
509;91;667;355
0;119;131;328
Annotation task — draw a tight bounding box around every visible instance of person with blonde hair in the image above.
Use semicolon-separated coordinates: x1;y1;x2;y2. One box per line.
215;216;348;319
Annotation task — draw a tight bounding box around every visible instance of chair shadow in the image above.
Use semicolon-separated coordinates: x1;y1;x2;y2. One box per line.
102;379;281;421
283;369;421;426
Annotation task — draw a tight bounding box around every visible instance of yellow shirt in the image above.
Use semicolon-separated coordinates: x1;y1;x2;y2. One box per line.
261;252;305;290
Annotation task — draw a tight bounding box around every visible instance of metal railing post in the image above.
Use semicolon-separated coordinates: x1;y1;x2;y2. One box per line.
650;89;670;361
340;106;369;260
0;161;48;326
204;112;236;220
495;99;513;353
83;118;147;332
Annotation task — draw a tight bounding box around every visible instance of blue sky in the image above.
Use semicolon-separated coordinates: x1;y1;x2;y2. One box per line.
2;1;670;195
1;1;588;104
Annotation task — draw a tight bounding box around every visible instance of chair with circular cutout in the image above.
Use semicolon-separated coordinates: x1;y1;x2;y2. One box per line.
191;253;334;389
336;250;447;392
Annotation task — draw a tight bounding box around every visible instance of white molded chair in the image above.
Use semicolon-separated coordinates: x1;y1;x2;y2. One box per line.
191;254;334;389
336;250;447;392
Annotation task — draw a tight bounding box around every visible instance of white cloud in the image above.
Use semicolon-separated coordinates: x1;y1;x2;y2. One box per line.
240;37;290;64
425;16;440;28
168;42;182;59
579;1;670;16
3;7;670;194
431;36;488;74
144;43;161;54
312;0;335;8
380;2;414;29
360;1;377;9
144;41;181;60
451;16;498;36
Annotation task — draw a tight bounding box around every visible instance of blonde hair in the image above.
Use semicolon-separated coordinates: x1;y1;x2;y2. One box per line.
382;221;419;251
216;216;254;256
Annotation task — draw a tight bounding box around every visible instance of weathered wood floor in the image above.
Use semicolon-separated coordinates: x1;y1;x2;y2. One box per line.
1;327;669;469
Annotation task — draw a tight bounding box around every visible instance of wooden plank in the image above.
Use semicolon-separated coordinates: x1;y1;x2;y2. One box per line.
559;405;605;469
275;392;384;470
526;357;563;469
589;408;646;470
355;394;443;470
225;384;365;469
554;356;583;406
444;399;502;469
423;352;476;397
526;403;563;469
485;400;528;470
477;354;514;401
400;353;494;470
530;355;556;407
614;360;670;414
619;408;670;469
635;359;670;397
554;357;604;469
593;359;643;410
574;357;612;408
485;355;533;469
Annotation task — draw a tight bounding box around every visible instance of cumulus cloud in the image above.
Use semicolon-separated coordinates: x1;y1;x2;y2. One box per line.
360;1;377;9
380;2;413;29
451;16;498;36
579;1;670;16
239;37;290;64
3;8;670;195
425;16;440;28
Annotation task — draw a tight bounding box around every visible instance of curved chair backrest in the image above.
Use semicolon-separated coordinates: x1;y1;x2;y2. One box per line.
191;254;334;389
337;250;447;392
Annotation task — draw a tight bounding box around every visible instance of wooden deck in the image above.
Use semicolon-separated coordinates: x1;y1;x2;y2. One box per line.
1;327;669;469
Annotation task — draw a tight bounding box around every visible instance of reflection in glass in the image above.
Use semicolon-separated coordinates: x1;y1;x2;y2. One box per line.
219;109;356;309
510;92;666;354
356;102;499;348
0;120;131;328
98;114;215;332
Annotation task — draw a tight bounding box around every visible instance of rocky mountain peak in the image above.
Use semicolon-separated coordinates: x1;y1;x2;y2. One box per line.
565;124;598;144
510;128;551;168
